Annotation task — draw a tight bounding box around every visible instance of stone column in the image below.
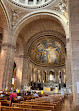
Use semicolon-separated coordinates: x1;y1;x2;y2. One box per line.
40;70;43;82
0;29;16;91
45;72;47;82
57;71;60;83
55;71;58;83
39;0;42;4
38;70;41;82
30;64;33;82
0;43;15;91
31;66;34;82
54;71;56;82
31;70;32;82
21;58;29;88
61;70;64;84
46;71;49;82
66;38;72;90
62;69;66;85
15;57;23;89
61;70;63;84
28;63;32;86
25;0;28;5
63;70;66;84
42;0;45;4
33;0;37;5
33;67;38;82
37;70;39;82
68;0;79;106
61;70;64;87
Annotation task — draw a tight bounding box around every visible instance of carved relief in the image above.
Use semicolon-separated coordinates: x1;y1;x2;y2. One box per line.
52;0;68;18
11;9;26;27
3;0;28;28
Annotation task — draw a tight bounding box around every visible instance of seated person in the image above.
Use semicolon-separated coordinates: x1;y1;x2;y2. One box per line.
26;91;31;96
33;92;39;97
17;93;24;101
0;91;3;93
21;91;25;96
0;93;5;97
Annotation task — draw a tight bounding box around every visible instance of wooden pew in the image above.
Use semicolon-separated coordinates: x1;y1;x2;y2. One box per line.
13;103;55;111
0;106;51;111
0;100;10;106
19;101;59;111
20;95;64;111
0;93;64;111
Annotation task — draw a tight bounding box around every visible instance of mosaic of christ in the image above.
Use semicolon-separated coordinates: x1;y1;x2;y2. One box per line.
29;37;65;66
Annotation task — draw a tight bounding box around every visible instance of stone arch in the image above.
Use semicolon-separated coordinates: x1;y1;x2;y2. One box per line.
0;1;11;45
13;10;68;44
0;1;10;27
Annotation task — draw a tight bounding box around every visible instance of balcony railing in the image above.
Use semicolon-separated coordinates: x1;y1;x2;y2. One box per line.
11;0;54;7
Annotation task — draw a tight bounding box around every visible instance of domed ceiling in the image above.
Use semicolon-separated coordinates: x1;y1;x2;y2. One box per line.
29;36;65;67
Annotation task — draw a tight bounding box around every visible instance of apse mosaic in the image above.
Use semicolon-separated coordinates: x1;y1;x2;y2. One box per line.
29;36;65;66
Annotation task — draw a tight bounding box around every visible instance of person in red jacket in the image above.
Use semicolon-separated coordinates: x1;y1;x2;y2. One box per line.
9;90;17;105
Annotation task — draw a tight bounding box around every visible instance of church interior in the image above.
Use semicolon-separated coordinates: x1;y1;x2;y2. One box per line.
0;0;79;110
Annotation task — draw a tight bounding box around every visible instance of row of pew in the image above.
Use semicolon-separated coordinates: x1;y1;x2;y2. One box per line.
0;94;65;111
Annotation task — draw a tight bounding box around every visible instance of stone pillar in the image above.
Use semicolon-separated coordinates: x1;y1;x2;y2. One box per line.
42;0;45;4
31;70;33;82
28;63;32;86
68;0;79;106
25;0;28;5
37;70;39;82
34;68;37;82
41;70;43;82
0;43;15;91
54;71;56;82
15;57;23;89
57;71;60;83
55;71;59;83
21;58;29;88
46;71;49;82
66;38;72;90
0;29;16;91
38;70;41;82
61;70;64;84
61;70;63;84
33;0;37;5
31;66;34;82
62;69;66;84
63;70;66;84
39;0;42;4
61;70;65;87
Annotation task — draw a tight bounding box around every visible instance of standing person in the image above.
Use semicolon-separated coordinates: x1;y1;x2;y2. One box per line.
9;90;17;105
